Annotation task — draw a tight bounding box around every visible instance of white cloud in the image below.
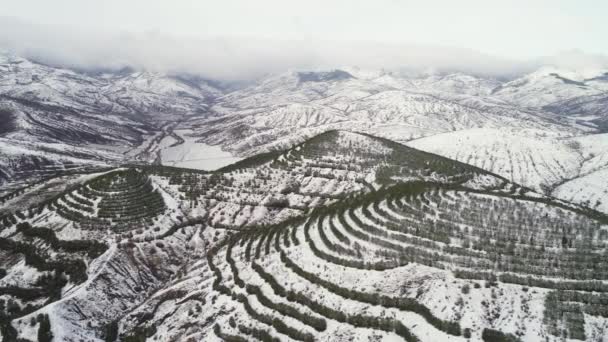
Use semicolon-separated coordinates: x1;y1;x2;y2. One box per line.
0;17;531;80
1;16;606;81
537;50;608;72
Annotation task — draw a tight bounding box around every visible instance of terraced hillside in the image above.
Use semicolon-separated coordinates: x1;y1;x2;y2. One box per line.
0;166;198;341
1;130;607;342
48;169;167;232
0;220;109;339
145;130;503;229
108;135;606;341
119;180;608;342
0;130;505;341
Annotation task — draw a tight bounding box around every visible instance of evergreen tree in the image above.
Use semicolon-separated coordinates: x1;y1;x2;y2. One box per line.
37;314;53;342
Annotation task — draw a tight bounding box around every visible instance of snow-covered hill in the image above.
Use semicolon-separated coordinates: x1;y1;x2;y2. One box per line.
0;54;220;117
410;72;502;96
181;69;583;158
4;51;608;341
3;131;607;342
489;66;608;132
492;66;607;108
408;128;608;213
0;53;224;187
545;93;608;131
4;52;608;190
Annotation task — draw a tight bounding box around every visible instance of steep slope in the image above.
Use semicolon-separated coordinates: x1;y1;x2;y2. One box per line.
0;53;224;187
341;68;501;96
410;72;502;96
183;70;581;157
408;129;608;213
2;130;607;342
553;167;608;214
0;168;189;341
98;71;221;118
0;54;220;118
0;95;140;187
550;133;608;213
0;130;513;341
0;136;120;192
116;136;607;342
492;66;607;108
490;66;608;131
545;93;608;132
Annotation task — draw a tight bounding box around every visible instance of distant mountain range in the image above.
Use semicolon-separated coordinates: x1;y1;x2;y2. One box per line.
1;51;608;211
2;51;608;342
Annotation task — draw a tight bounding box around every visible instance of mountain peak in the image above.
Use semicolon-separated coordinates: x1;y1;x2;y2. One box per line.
296;69;355;83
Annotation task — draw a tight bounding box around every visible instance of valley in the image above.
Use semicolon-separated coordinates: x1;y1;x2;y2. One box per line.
1;51;608;342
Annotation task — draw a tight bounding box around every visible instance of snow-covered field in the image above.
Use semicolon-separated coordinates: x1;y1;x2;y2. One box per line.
159;129;242;170
553;167;608;214
408;128;608;213
407;128;580;187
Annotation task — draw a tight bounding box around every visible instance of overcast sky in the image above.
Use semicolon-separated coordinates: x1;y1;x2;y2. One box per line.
1;0;607;80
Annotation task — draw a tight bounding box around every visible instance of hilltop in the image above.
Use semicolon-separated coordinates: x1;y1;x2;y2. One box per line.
1;131;607;341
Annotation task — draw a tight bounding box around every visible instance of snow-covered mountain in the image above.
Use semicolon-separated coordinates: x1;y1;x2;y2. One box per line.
4;52;607;205
180;69;583;159
152;65;607;217
2;131;608;342
0;53;224;188
3;50;608;342
407;128;608;212
491;66;608;133
410;72;502;96
0;54;220;116
545;92;608;131
492;66;608;107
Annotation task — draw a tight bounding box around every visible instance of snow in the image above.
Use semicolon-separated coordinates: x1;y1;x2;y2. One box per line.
407;128;608;213
160;130;241;171
5;52;608;342
553;167;608;213
183;66;586;158
0;260;43;288
493;66;608;108
408;128;578;187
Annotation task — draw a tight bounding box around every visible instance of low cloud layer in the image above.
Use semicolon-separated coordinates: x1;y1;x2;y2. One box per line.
1;17;606;81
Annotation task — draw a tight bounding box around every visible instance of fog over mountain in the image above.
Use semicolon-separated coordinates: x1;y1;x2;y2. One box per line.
2;16;607;81
3;2;608;342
